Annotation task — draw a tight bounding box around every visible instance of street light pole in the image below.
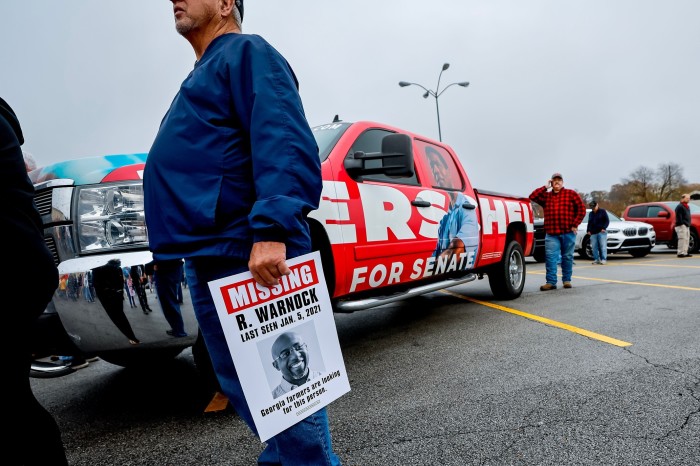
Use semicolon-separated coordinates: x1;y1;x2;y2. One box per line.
399;63;469;142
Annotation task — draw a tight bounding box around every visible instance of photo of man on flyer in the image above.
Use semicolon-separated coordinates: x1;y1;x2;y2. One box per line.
270;330;323;399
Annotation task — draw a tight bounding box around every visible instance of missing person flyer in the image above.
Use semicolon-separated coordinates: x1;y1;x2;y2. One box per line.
208;251;351;442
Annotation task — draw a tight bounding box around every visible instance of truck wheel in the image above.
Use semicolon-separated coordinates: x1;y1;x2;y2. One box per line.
578;237;592;260
630;247;651;258
488;241;526;300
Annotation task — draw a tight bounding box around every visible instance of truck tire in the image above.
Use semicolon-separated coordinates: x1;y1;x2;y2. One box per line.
488;240;526;300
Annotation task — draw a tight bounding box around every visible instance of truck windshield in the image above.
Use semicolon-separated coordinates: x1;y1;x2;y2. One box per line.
312;122;351;162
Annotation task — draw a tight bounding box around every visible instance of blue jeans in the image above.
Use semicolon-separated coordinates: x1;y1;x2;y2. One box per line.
590;232;607;262
185;256;341;466
154;260;188;337
544;232;576;285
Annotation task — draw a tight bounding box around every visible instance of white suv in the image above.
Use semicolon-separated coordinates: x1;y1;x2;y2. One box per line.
575;209;656;259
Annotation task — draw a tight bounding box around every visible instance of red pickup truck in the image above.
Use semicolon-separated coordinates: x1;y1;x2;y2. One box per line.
28;120;534;376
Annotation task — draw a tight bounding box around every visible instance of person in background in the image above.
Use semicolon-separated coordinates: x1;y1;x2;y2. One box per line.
587;200;610;265
529;172;586;290
92;259;140;345
675;193;693;258
143;1;341;464
153;260;188;338
130;264;152;314
1;96;69;464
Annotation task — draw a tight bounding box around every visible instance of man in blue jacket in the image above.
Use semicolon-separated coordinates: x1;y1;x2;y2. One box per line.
144;0;341;464
586;201;610;264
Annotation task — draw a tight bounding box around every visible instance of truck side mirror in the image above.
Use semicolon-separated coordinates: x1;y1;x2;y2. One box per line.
344;134;414;178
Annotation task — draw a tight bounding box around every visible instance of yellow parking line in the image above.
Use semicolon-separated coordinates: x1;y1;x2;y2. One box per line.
441;290;632;347
529;271;700;291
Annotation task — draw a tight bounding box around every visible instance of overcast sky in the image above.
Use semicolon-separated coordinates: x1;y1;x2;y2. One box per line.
3;1;699;197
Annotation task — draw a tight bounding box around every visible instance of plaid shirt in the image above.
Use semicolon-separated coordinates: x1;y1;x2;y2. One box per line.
529;186;586;235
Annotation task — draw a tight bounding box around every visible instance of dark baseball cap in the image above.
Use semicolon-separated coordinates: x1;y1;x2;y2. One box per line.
551;172;563;180
235;0;244;21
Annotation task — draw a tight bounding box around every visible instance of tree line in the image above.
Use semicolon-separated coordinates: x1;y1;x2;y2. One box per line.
576;162;699;217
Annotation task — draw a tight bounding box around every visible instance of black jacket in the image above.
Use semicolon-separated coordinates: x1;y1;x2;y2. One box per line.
587;208;610;235
675;202;691;227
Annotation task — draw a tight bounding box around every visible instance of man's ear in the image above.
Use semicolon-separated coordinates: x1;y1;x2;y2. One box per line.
272;361;279;371
219;0;234;16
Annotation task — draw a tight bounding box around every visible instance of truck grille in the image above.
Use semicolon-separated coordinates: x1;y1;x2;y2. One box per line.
34;189;53;217
44;236;60;266
35;188;59;265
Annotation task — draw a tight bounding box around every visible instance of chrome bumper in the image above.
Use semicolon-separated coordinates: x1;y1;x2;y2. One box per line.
54;250;198;354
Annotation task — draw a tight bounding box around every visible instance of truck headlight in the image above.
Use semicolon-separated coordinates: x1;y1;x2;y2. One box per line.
76;182;148;253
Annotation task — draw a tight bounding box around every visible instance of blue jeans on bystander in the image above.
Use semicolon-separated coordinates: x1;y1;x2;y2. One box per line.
590;232;607;263
544;232;577;285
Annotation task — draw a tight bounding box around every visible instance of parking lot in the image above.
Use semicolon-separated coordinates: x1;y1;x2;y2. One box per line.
33;249;699;465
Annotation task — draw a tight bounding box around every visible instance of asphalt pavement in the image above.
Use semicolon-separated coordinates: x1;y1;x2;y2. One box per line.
32;248;699;465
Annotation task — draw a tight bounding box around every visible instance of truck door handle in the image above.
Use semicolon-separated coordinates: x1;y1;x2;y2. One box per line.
462;202;476;210
411;198;431;208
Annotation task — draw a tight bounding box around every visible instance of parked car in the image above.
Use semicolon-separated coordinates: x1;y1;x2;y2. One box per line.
622;201;699;254
575;209;655;259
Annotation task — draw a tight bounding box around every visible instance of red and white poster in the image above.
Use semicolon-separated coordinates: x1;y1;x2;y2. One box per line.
208;251;351;442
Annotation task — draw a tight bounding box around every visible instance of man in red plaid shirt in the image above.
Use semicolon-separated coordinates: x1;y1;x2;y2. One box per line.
529;172;586;290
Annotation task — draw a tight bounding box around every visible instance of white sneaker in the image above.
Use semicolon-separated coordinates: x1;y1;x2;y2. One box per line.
601;260;606;265
592;260;600;265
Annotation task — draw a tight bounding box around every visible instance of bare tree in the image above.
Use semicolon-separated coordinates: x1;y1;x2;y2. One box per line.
623;166;656;202
656;162;686;200
589;190;608;204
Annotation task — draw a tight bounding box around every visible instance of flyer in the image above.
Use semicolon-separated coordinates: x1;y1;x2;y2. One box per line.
207;251;351;442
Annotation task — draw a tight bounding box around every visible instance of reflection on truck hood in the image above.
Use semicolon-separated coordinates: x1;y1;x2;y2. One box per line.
29;153;147;185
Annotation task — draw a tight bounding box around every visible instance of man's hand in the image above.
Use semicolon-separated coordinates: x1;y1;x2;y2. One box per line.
249;241;290;287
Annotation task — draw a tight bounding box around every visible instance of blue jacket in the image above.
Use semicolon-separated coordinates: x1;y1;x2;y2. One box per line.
144;34;321;261
587;208;610;235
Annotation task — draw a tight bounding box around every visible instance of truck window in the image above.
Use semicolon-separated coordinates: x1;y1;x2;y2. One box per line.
347;129;419;185
312;122;351;162
647;205;667;218
626;206;647;218
415;142;464;191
